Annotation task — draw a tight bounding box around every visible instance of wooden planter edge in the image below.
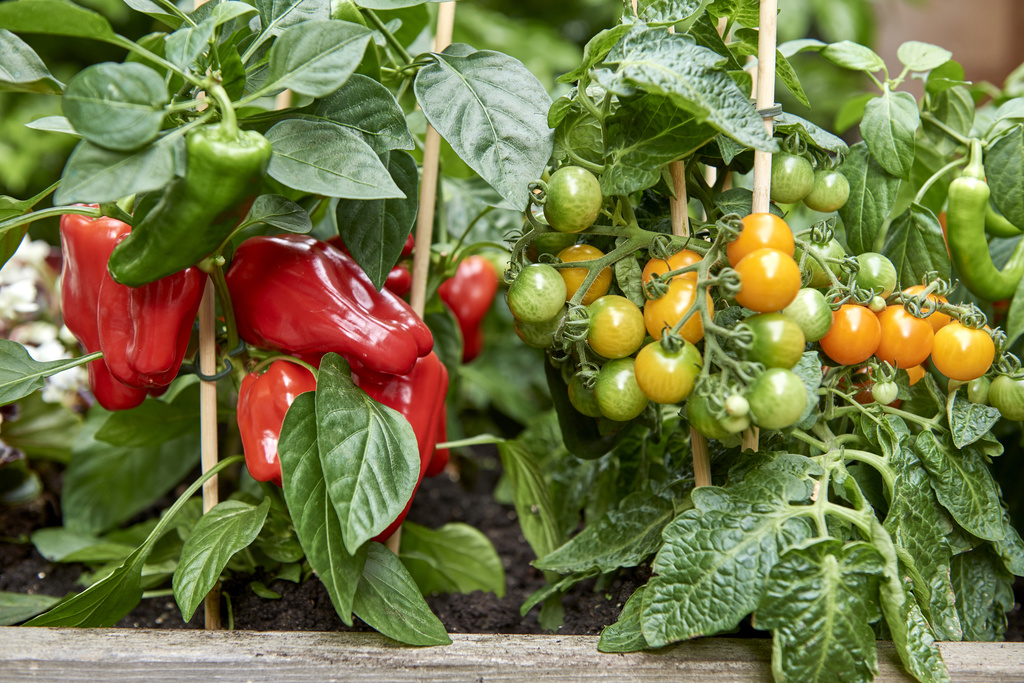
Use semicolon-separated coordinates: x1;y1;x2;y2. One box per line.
1;627;1022;682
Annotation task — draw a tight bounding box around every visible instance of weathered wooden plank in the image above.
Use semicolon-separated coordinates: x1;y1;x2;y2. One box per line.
0;628;1021;682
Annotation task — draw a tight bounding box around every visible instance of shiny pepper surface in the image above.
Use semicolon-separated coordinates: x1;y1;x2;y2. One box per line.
237;360;317;486
226;235;433;376
59;211;148;411
352;351;449;542
98;235;206;388
438;255;499;362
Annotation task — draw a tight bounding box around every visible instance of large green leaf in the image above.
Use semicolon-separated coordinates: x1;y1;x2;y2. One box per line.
882;203;950;289
261;19;372;97
415;47;553;211
279;391;366;626
0;29;62;94
986;125;1024;230
0;340;96;406
950;544;1015;642
164;19;216;72
316;354;419;554
923;85;973;157
399;521;505;597
0;0;118;42
878;561;950;683
32;527;134;564
601;94;717;196
946;387;1002;450
94;384;201;447
173;498;270;621
257;0;329;39
240;194;312;233
754;540;884;683
303;74;415;154
592;24;774;154
0;592;61;626
839;142;901;254
497;440;564;561
352;543;451;645
860;90;919;179
54;137;181;205
265;119;404;199
335;150;418;290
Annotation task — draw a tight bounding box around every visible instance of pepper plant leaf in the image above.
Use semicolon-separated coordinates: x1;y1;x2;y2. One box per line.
261;19;373;97
497;440;564;560
0;340;98;407
119;0;184;28
986;125;1024;230
0;592;61;626
839;142;901;254
256;0;330;39
0;0;119;43
335;150;418;290
315;353;420;554
950;544;1015;642
754;540;885;683
399;521;506;597
55;136;180;205
820;40;886;73
302;74;415;154
861;89;919;179
415;47;554;211
173;498;271;622
0;29;62;94
94;384;201;447
882;203;950;290
240;194;313;234
279;390;367;626
164;19;216;72
352;542;452;646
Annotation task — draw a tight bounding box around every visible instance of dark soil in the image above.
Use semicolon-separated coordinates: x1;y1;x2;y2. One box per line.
2;457;1023;640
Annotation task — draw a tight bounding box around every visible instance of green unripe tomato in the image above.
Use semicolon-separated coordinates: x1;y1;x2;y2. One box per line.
515;306;566;348
594;358;648;422
855;252;898;299
990;375;1024;420
796;239;845;288
967;376;991;405
687;392;732;440
507;264;566;323
803;169;851;213
782;288;833;342
744;312;807;370
770;153;814;204
871;381;898;405
568;372;603;418
543;166;603;234
745;368;808;430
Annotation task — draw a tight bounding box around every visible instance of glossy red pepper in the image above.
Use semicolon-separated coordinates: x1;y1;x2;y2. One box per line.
59;210;148;411
351;351;449;542
236;360;318;486
424;404;450;478
97;235;206;389
225;235;433;376
438;255;499;362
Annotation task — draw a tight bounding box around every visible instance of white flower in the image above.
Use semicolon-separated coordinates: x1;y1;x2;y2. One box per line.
9;321;59;347
0;279;39;318
0;236;50;285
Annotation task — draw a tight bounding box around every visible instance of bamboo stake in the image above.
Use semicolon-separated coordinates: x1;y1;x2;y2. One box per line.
398;0;457;555
192;0;221;631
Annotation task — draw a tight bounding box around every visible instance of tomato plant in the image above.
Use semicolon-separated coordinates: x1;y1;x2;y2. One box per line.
643;277;711;343
874;304;934;369
990;375;1024;420
770;153;814;204
744;313;806;369
558;244;612;305
544;166;603;234
727;213;794;266
642;249;701;283
797;238;845;288
854;252;898;298
734;248;802;313
745;368;807;429
931;322;994;381
782;288;833;341
593;358;648;422
819;305;881;366
634;340;702;404
803;169;850;213
508;264;567;323
587;295;645;359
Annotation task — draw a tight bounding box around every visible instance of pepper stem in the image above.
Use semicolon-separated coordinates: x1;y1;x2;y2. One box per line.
210;264;240;354
207;84;238;137
251;354;319;380
963;138;986;181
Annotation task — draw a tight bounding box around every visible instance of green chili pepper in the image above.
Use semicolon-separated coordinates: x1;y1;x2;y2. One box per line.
985;202;1024;238
108;88;273;287
946;139;1024;301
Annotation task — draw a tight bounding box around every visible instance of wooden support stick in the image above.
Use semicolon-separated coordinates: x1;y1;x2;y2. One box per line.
399;0;458;555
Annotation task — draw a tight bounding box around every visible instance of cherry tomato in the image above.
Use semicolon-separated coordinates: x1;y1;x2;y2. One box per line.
642;249;701;283
383;264;412;296
727;213;795;266
594;358;648;422
819;305;881;366
771;153;814;204
782;288;833;342
643;277;712;343
855;252;897;298
634;340;703;404
558;244;612;305
931;322;994;381
588;295;646;359
745;368;808;430
687;392;744;440
797;239;846;289
544;166;603;234
531;232;577;257
515;306;565;348
734;248;802;313
803;169;850;213
874;305;934;369
745;313;806;369
871;381;899;405
989;375;1024;420
568;373;603;418
967;376;991;404
400;233;415;258
902;285;951;333
905;364;926;385
507;264;567;323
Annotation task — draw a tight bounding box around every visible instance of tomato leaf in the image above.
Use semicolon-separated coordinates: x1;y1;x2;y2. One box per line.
0;29;63;94
950;545;1015;641
302;73;415;154
315;353;420;553
986;125;1024;230
947;387;1002;450
878;572;950;683
882;203;950;289
415;47;554;211
335;150;418;290
624;0;702;25
838;142;901;255
557;24;631;84
400;521;506;597
261;20;373;97
279;390;367;626
173;498;270;622
352;542;451;645
776;112;849;153
597;585;649;653
754;540;885;683
860;90;919;180
792;351;823;429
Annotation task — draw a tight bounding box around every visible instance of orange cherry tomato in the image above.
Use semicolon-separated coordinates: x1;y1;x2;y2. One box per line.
734;248;802;313
874;305;935;369
905;364;926;385
727;213;794;267
902;285;951;333
643;277;713;344
819;305;881;366
642;249;701;283
557;244;612;305
931;322;995;381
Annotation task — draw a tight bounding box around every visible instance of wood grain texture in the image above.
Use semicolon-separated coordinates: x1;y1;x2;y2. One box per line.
2;629;1023;682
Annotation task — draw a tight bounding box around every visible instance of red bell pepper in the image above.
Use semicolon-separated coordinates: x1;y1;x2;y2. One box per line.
351;351;449;542
438;255;499;362
97;235;206;389
236;360;318;486
226;235;432;376
59;211;148;411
